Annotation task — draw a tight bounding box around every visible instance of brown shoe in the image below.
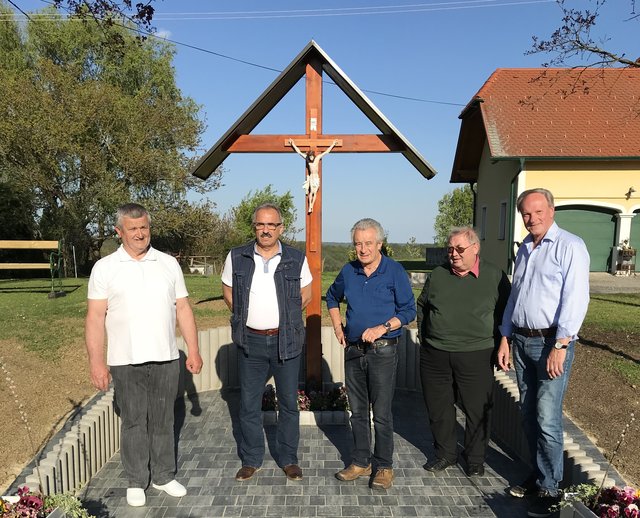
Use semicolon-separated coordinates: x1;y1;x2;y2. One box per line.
283;464;303;481
335;463;372;481
235;466;259;481
371;468;394;490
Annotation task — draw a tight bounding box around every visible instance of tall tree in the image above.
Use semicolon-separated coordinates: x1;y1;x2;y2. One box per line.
0;3;221;271
433;185;474;246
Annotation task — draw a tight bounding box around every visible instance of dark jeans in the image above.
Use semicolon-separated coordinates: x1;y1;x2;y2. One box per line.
345;343;398;468
238;331;301;468
420;345;494;464
513;334;575;494
111;360;179;488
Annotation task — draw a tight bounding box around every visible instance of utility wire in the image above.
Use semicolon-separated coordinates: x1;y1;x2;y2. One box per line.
5;0;32;20
5;0;482;107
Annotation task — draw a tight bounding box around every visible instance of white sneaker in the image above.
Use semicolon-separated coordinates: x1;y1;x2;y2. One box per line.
152;480;187;498
126;488;146;507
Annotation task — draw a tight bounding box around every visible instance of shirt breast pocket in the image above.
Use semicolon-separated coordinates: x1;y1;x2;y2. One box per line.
285;274;301;299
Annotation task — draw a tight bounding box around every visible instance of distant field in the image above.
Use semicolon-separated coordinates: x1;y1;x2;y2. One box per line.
317;242;431;271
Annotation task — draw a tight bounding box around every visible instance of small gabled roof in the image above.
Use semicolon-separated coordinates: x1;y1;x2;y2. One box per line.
451;67;640;182
191;40;436;180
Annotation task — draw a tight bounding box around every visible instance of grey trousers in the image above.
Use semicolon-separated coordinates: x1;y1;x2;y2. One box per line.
111;360;179;488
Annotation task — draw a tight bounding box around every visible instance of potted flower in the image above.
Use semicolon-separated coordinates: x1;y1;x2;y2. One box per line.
0;485;94;518
557;415;638;518
619;240;636;260
557;484;639;518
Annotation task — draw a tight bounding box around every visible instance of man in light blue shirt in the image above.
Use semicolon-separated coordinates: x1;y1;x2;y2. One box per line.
496;188;590;518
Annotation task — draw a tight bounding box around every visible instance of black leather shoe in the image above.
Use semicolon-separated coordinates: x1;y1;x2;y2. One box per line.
424;457;456;472
466;463;485;477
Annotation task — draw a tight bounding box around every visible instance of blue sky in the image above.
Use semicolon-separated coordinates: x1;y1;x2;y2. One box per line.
12;0;640;242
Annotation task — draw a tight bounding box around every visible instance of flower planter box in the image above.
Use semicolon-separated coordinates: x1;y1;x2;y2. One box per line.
559;501;597;518
263;410;349;426
1;496;65;517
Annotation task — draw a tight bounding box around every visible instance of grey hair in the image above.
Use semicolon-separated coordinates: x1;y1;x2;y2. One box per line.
252;203;283;224
351;218;385;244
516;188;555;213
116;203;150;228
448;226;480;252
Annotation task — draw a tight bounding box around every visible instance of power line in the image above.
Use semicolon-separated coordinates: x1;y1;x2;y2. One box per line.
3;0;485;107
4;0;32;21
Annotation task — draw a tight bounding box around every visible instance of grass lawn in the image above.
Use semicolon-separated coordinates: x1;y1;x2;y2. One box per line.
0;275;637;359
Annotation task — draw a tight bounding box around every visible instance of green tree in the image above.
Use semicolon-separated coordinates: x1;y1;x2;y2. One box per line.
405;237;422;259
433;185;474;246
0;4;221;271
229;185;299;245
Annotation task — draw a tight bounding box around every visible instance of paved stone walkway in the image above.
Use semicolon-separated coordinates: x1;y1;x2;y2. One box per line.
82;390;532;518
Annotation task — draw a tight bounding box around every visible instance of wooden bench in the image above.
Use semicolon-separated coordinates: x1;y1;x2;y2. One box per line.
0;240;66;297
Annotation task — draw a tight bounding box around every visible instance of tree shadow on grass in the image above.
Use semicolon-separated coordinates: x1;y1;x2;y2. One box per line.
578;337;640;364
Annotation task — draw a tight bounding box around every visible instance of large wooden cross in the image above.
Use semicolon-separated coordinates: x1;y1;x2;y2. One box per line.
191;41;436;389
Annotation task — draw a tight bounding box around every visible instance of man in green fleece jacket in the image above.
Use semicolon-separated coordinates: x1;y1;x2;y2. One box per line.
417;227;510;477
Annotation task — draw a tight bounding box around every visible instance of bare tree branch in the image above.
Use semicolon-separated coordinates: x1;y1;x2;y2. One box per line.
528;0;639;69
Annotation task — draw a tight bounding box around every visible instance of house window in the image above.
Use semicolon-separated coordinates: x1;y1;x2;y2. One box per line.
480;206;487;240
498;201;507;240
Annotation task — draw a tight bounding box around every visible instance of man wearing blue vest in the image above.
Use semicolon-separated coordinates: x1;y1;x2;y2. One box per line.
221;203;312;482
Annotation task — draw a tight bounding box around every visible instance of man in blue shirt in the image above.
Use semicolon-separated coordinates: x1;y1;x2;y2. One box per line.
497;188;590;518
326;218;416;490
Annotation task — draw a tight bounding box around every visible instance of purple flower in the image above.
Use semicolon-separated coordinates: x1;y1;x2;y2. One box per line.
598;504;620;518
624;504;639;518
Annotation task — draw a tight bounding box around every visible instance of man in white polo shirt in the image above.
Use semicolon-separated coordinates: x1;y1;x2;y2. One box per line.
85;203;202;507
222;203;312;482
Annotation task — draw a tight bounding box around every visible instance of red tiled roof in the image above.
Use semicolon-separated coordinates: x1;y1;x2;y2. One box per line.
451;67;640;182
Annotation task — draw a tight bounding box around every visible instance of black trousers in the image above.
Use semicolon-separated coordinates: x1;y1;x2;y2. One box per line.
420;345;495;465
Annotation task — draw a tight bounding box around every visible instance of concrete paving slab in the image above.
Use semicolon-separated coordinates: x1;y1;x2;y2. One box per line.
81;390;532;518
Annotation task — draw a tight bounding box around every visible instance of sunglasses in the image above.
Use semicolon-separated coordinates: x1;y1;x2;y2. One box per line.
447;244;474;255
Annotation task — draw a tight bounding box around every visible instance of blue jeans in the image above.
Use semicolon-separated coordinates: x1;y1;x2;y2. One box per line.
345;343;398;469
238;331;301;468
513;334;575;494
111;360;180;488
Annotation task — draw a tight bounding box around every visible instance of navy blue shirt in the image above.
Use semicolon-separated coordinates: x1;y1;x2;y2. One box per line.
326;255;416;342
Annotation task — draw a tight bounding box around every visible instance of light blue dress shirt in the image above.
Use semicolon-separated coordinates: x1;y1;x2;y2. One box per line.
500;222;590;340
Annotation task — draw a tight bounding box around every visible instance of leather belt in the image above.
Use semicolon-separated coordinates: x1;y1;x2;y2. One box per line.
514;326;557;338
247;327;279;336
348;337;399;350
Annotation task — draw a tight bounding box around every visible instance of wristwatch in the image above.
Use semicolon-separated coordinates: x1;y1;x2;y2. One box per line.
553;341;568;350
383;321;392;332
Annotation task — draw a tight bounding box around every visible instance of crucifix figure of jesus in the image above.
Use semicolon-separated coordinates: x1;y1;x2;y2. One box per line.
289;138;339;213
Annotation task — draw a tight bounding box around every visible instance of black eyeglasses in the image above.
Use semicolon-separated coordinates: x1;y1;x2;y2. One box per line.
447;244;474;255
254;222;282;230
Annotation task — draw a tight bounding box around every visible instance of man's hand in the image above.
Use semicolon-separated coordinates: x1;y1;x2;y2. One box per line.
496;336;511;371
90;362;111;392
333;324;346;347
361;325;386;343
186;351;203;375
547;348;567;379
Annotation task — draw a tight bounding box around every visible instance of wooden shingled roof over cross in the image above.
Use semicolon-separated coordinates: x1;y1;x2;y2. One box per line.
191;40;436;387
